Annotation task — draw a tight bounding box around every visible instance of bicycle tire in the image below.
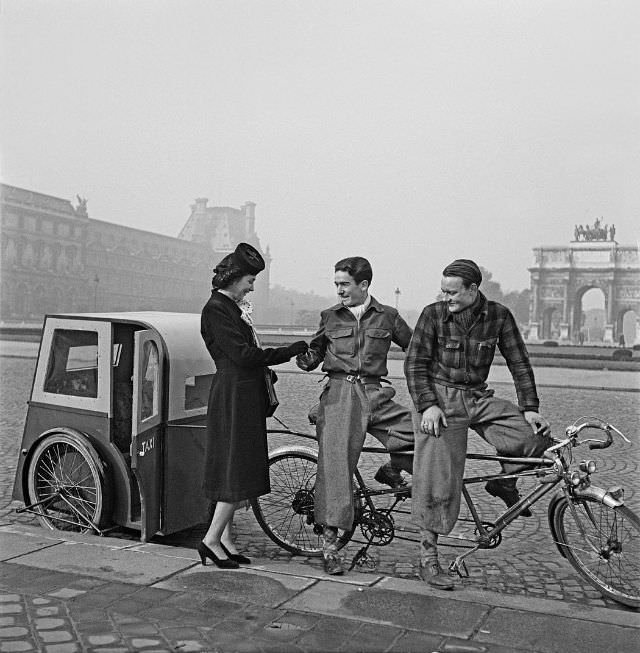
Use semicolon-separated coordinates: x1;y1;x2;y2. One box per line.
550;494;640;607
26;432;111;533
252;448;356;556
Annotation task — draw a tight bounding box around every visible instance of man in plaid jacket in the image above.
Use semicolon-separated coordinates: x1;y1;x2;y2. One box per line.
404;259;551;590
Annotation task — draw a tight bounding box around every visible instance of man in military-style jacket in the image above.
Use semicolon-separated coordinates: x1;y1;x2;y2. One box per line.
297;256;416;575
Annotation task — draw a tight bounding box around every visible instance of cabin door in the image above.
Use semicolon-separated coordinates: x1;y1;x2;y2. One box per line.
131;330;164;541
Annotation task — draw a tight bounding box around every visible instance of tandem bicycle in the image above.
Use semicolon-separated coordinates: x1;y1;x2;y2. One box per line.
252;416;640;608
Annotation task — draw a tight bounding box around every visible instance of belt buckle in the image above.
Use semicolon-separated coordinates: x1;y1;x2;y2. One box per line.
346;374;357;383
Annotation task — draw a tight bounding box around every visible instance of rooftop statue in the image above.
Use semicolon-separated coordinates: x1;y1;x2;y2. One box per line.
573;219;615;242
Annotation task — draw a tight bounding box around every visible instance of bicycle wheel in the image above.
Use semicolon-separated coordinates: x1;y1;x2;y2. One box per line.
551;495;640;607
252;449;356;556
26;432;111;533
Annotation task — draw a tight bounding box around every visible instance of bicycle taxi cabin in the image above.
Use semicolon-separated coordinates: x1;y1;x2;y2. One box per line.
13;312;214;542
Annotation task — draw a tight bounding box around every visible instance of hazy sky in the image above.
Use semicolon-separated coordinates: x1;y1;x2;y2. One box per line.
2;0;638;310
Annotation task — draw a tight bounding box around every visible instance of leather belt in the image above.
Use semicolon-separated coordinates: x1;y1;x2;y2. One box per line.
328;372;383;385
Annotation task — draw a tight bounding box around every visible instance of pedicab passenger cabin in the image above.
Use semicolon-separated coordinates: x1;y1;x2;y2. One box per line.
13;312;215;542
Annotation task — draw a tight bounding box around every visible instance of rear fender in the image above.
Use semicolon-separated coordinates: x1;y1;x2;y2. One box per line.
268;444;318;461
19;427;108;504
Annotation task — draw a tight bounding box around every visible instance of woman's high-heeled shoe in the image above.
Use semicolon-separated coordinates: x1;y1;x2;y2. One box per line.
221;543;251;565
197;542;239;569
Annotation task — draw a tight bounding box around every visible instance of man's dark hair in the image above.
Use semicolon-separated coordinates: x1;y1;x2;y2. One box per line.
334;257;373;285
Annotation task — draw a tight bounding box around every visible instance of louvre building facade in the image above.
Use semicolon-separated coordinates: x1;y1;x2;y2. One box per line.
0;184;271;323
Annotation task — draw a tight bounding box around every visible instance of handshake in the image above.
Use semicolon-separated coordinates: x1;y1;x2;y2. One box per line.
287;340;308;357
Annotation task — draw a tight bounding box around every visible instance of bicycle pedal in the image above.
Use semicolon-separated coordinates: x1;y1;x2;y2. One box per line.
448;559;469;578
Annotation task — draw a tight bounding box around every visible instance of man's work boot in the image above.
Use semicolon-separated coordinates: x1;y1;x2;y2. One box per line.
485;479;532;517
323;553;344;575
419;560;454;590
374;462;407;489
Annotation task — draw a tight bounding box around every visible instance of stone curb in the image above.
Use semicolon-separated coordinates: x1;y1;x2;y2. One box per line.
2;523;638;631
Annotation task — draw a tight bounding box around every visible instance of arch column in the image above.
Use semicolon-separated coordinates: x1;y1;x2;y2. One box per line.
526;280;540;341
603;282;615;344
559;280;571;341
634;315;640;346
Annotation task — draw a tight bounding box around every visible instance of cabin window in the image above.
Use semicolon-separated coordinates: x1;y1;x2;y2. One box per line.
43;330;99;397
185;374;213;410
140;340;160;421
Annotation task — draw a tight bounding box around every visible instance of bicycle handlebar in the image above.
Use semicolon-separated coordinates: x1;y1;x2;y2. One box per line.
565;419;630;450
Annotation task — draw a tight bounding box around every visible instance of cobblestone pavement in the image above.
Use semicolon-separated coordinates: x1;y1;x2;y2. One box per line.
0;563;480;653
1;357;639;613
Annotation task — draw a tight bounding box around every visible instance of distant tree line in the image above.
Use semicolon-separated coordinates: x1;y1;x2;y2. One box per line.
262;268;531;329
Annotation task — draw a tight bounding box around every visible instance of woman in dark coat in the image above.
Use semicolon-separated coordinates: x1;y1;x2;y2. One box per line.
198;242;307;568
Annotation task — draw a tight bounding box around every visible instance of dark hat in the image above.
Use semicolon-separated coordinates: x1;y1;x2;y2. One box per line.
442;259;482;286
232;242;265;275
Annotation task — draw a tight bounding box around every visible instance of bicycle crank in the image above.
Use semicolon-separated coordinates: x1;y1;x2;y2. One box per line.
359;509;395;546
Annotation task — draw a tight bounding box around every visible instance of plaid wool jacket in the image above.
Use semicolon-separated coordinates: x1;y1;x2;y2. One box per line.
404;292;539;413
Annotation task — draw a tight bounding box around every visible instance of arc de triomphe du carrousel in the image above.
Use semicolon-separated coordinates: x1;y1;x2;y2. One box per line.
527;220;639;345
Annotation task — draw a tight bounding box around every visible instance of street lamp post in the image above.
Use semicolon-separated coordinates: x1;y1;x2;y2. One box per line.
93;274;100;311
394;287;401;311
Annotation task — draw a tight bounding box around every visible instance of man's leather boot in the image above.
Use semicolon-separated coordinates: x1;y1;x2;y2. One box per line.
323;552;344;575
485;478;532;517
374;462;407;489
419;559;454;590
322;526;344;575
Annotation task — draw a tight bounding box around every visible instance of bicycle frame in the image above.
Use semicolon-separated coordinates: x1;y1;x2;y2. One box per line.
265;424;625;557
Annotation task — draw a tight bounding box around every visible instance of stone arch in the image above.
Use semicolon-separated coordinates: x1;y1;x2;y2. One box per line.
541;306;561;340
616;307;638;347
572;285;606;344
528;240;639;344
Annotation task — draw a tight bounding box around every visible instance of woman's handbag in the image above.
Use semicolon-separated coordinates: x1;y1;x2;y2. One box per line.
264;368;279;417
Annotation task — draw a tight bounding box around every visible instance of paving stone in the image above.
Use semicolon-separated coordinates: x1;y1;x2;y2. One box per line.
66;607;109;623
0;627;29;638
127;638;164;649
31;599;50;605
34;617;65;629
0;595;21;603
0;642;35;652
172;642;206;652
0;604;23;614
119;622;160;637
86;634;119;645
42;644;79;653
35;607;60;616
46;589;86;599
73;620;114;634
0;616;16;626
38;631;73;643
159;627;204;641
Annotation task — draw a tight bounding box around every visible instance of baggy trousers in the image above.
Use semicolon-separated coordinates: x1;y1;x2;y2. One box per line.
411;384;550;535
314;378;416;531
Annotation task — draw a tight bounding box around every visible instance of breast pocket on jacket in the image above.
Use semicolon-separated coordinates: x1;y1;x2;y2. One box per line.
438;337;462;368
472;338;498;367
365;328;391;356
327;327;354;356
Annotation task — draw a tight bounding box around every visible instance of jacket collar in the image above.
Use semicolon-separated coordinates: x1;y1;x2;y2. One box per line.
441;291;488;322
328;295;384;314
212;289;241;314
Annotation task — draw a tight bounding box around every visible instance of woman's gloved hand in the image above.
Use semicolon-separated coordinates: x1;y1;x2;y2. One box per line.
287;340;308;357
